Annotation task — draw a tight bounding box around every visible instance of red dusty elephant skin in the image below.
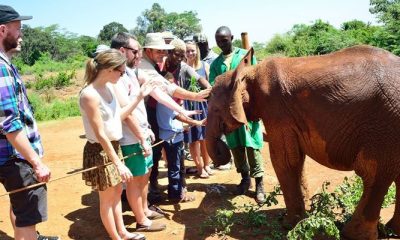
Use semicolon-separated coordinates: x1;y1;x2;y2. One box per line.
205;45;400;240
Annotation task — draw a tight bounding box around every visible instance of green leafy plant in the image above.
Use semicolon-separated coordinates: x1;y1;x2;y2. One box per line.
187;76;200;93
287;215;340;240
201;188;282;238
27;70;75;90
287;177;396;239
29;93;80;121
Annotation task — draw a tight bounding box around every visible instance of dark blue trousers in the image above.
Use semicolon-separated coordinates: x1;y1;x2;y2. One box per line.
163;140;185;199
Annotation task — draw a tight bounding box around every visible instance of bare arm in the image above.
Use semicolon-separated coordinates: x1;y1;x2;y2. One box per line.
6;130;51;182
198;77;212;89
117;80;156;120
172;87;211;101
175;113;205;126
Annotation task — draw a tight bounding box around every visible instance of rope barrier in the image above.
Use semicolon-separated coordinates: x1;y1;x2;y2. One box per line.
0;130;184;198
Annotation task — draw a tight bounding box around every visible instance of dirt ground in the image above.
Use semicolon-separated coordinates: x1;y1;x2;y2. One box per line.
0;117;395;240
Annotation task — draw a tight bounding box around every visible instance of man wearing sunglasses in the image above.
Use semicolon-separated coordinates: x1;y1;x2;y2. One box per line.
110;32;208;231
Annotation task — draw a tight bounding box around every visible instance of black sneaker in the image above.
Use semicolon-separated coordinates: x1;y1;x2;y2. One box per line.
37;232;61;240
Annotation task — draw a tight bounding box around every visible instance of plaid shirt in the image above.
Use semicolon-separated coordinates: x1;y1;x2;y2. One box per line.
0;51;43;165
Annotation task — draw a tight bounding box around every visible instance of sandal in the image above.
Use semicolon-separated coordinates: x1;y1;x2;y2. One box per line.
121;232;146;240
146;210;164;220
204;166;214;176
136;221;166;232
148;205;165;215
199;172;209;179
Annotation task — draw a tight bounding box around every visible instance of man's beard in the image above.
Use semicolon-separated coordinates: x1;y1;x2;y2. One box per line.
3;34;18;52
127;58;135;68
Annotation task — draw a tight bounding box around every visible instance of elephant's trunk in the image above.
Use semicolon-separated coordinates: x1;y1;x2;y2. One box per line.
205;116;231;167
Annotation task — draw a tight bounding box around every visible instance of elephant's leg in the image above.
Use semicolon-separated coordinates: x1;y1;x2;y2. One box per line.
386;174;400;235
269;132;306;227
342;167;394;240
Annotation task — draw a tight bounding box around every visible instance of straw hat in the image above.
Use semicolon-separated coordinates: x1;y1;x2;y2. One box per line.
143;33;174;50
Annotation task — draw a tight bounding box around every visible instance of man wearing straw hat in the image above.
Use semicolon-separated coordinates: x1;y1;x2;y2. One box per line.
0;5;59;240
140;32;211;198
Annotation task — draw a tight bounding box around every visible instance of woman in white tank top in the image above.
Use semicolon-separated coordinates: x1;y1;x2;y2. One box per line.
79;49;155;240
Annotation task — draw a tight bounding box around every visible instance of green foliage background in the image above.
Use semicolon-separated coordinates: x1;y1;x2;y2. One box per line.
12;0;400;122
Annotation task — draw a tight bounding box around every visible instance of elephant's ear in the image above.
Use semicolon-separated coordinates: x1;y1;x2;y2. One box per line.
229;48;254;126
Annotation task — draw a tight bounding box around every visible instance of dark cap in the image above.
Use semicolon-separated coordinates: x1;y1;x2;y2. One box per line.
0;5;32;25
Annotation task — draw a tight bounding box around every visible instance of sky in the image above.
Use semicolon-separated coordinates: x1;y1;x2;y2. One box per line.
3;0;378;47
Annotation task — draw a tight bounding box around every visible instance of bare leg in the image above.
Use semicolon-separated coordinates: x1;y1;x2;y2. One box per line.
189;141;207;177
14;225;37;240
126;176;148;225
142;171;151;214
200;140;212;173
10;207;16;231
98;184;123;240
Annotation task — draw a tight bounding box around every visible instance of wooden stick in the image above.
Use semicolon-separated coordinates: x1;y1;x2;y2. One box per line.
241;32;250;50
0;138;168;198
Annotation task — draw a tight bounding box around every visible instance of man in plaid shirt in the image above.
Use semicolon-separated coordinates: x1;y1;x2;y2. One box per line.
0;5;59;240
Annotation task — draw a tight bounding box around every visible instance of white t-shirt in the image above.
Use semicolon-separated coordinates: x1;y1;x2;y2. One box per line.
115;68;150;146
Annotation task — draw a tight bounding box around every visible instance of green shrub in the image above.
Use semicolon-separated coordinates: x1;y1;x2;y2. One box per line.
28;70;76;90
287;177;396;239
29;92;80;121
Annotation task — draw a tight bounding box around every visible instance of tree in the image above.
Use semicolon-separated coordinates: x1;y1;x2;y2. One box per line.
77;35;99;57
98;22;128;43
163;11;201;39
132;3;202;44
369;0;400;54
20;25;57;65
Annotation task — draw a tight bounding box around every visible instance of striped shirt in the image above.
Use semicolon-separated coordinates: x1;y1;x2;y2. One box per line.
0;51;43;165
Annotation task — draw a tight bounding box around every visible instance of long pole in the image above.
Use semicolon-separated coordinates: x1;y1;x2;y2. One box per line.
241;32;250;50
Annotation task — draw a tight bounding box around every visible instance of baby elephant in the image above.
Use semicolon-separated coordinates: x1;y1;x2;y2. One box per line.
205;45;400;240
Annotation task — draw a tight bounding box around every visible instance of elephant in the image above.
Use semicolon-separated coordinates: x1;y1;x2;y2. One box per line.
205;45;400;240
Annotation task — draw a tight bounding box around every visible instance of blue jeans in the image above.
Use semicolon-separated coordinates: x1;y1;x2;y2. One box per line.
163;140;185;199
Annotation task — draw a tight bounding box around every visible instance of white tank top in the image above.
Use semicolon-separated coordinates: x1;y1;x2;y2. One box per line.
79;83;123;143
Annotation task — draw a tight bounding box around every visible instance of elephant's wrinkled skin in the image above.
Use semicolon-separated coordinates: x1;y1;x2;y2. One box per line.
205;45;400;240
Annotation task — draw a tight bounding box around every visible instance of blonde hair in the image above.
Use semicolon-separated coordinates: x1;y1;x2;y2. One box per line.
84;49;126;85
170;38;186;52
185;41;201;70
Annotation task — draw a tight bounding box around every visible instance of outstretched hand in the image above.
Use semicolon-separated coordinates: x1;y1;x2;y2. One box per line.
139;80;158;98
194;88;211;101
181;109;202;117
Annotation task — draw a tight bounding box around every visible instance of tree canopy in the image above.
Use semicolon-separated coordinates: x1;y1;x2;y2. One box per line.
13;2;400;69
98;22;128;43
132;3;201;44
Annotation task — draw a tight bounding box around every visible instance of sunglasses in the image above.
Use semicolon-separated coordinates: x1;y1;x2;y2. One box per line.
123;46;140;55
114;68;125;77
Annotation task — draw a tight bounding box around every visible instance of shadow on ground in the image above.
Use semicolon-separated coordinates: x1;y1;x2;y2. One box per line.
152;181;290;240
64;191;109;240
0;230;13;240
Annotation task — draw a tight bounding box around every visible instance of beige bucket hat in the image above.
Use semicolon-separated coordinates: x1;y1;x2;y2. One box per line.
143;32;174;50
